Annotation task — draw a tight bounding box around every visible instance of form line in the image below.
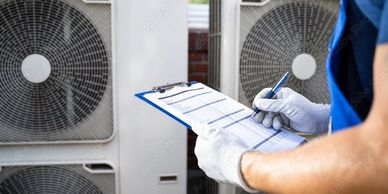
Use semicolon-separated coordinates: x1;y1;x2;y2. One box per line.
167;91;212;105
222;115;251;129
252;130;282;150
208;109;244;125
158;87;204;100
183;98;226;114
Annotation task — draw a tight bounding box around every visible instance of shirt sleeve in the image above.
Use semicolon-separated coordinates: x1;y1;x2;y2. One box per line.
377;0;388;44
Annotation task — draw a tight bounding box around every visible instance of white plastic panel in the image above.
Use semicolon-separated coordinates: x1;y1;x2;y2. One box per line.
220;0;239;99
219;1;240;194
115;0;188;193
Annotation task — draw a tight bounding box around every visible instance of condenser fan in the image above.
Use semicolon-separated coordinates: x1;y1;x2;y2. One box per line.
0;0;112;143
239;0;339;105
0;165;115;194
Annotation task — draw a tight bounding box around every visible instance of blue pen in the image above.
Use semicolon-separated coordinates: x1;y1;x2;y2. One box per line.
250;72;290;118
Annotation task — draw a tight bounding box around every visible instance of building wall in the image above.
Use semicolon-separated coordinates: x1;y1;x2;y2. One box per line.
187;31;208;170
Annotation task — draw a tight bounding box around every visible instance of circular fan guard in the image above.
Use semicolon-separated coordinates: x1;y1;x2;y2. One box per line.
0;166;103;194
240;1;339;104
0;0;111;141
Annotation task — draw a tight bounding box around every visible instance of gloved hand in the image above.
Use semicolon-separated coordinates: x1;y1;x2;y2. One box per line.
193;124;258;193
253;87;330;134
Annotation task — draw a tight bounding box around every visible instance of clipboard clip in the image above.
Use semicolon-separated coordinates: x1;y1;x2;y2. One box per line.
152;81;192;93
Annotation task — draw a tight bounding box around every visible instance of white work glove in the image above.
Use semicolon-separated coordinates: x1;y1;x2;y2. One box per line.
253;88;330;134
193;124;259;193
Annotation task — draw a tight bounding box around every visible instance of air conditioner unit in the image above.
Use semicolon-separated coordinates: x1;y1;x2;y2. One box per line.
0;164;115;194
0;0;188;193
209;0;339;193
0;0;112;144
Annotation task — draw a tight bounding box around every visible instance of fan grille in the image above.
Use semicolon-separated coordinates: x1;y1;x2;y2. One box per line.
239;0;339;105
0;165;115;194
0;0;112;143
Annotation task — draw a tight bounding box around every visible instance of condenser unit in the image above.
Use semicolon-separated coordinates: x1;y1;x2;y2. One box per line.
0;0;188;193
209;0;339;193
0;0;112;144
0;164;115;194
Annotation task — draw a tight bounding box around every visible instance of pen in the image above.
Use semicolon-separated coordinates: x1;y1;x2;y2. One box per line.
250;72;290;118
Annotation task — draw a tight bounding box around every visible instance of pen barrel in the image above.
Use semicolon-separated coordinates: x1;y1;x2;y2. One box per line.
263;90;276;99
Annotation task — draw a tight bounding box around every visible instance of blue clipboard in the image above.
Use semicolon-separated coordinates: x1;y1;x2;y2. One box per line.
135;81;308;150
135;81;198;129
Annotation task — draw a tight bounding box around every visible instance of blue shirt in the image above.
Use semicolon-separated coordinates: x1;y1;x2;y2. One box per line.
336;0;388;121
357;0;388;44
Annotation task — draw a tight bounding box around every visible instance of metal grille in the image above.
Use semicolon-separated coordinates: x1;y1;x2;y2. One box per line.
0;0;112;143
239;0;339;106
0;165;115;194
208;0;221;91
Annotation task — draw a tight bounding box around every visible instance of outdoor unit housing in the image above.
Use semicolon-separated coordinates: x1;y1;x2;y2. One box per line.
209;0;339;194
0;0;113;144
0;0;188;193
0;164;115;193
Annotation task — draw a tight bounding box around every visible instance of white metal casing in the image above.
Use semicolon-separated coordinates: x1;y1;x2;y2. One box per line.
217;0;240;193
116;0;188;193
220;0;240;100
0;0;188;193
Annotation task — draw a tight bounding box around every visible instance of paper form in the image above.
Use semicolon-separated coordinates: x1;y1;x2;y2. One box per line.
141;83;305;153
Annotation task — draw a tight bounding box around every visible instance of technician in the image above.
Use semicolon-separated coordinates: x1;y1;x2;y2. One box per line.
194;0;388;193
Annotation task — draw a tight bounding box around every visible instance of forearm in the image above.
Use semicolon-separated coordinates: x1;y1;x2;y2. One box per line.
241;123;388;194
240;45;388;194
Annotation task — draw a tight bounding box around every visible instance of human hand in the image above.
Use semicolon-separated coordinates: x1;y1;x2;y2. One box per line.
193;124;258;193
253;88;330;133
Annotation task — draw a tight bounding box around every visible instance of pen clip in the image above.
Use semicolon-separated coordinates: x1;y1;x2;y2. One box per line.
152;81;192;93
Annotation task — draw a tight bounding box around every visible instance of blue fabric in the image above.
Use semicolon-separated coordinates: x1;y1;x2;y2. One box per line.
327;0;363;132
337;0;377;120
355;0;388;44
327;0;388;132
355;0;383;27
378;0;388;43
326;0;388;132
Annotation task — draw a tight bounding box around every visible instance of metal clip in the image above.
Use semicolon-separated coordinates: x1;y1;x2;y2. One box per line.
152;82;192;93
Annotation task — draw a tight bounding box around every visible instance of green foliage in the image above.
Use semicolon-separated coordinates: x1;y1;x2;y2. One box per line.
191;0;209;4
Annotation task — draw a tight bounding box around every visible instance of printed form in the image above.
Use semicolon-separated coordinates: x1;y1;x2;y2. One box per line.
142;83;305;152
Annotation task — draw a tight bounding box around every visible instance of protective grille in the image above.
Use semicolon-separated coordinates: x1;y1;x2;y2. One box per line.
208;0;221;91
239;0;339;106
0;0;112;143
0;165;115;194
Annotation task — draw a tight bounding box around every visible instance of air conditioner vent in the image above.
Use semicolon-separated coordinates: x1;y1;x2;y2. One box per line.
0;0;112;143
208;0;221;91
239;0;339;105
0;165;115;194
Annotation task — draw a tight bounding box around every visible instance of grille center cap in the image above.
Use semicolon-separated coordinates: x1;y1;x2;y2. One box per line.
21;54;51;83
292;53;317;80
